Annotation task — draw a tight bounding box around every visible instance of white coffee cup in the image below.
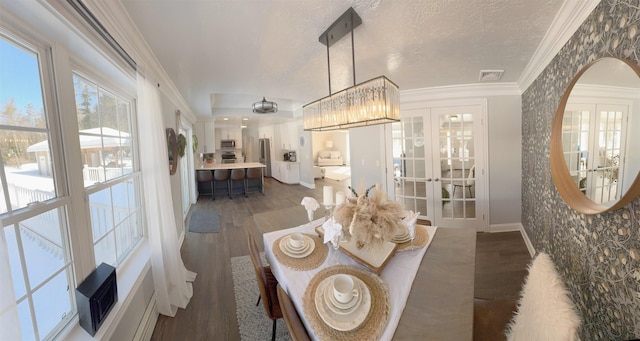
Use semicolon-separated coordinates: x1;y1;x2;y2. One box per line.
289;233;305;248
332;274;359;304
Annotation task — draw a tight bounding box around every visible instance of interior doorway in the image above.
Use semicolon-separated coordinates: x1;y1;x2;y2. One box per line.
392;102;487;230
312;130;351;184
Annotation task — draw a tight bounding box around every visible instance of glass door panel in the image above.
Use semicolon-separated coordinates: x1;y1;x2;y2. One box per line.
435;110;476;222
392;113;431;221
564;103;627;204
393;105;484;228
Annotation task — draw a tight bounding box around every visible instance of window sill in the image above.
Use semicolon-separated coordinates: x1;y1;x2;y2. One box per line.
60;239;151;340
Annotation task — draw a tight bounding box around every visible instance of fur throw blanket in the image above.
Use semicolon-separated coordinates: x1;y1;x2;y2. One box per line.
506;253;581;340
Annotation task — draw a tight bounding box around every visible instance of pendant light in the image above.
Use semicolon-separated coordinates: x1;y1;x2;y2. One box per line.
303;7;400;131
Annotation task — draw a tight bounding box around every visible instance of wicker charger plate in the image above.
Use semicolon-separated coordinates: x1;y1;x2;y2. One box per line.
395;224;430;252
273;233;328;271
303;265;390;340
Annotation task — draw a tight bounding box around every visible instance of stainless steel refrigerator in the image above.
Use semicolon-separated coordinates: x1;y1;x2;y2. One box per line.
259;138;272;177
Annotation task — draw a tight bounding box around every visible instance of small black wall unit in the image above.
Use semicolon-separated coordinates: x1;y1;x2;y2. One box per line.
76;263;117;336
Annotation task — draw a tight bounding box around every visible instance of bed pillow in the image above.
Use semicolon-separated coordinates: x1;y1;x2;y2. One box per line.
330;151;341;159
319;151;331;158
505;253;581;341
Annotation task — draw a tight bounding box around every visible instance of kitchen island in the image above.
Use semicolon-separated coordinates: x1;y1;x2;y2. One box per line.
195;162;265;171
196;162;266;197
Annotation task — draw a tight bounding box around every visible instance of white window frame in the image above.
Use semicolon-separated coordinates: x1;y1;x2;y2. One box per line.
0;4;149;339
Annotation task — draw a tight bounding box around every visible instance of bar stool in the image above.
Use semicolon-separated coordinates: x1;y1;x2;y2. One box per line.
245;167;264;195
230;168;246;198
196;170;214;200
213;169;231;200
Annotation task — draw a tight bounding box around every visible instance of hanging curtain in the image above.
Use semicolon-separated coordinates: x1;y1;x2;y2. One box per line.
0;228;21;339
137;73;197;316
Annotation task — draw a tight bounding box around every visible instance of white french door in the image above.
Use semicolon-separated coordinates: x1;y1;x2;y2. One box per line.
563;103;628;204
392;104;486;230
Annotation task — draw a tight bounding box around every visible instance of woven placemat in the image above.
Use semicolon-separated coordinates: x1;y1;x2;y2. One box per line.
272;233;328;271
302;265;390;340
395;224;430;252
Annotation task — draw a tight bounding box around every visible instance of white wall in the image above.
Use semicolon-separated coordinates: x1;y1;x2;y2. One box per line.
349;125;388;191
487;96;522;225
160;93;187;237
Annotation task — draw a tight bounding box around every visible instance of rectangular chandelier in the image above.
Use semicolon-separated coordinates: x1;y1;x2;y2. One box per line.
303;76;399;131
302;8;400;131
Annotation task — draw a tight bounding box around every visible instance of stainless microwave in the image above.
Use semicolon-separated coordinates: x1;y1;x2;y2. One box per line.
221;140;236;148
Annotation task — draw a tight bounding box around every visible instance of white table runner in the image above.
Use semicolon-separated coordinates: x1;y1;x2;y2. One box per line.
263;218;438;340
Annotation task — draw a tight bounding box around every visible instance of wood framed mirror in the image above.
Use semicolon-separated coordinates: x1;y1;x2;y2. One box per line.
167;128;178;175
551;57;640;214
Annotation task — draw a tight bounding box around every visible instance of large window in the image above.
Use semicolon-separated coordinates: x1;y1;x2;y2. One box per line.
1;9;145;338
1;34;75;341
72;74;143;267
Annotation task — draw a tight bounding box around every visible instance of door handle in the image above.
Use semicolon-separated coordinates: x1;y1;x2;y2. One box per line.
426;178;432;182
434;178;440;182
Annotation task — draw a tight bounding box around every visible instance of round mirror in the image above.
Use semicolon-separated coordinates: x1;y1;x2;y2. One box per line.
167;128;178;175
551;57;640;214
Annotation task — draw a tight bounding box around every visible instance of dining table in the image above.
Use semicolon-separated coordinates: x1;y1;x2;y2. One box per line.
261;217;476;340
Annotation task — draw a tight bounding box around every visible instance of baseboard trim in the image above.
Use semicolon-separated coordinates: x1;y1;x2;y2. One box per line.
488;222;521;232
299;181;315;189
133;294;158;341
518;225;536;257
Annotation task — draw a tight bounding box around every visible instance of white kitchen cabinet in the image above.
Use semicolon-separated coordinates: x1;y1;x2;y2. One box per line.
272;160;281;180
273;161;299;184
277;122;299;150
215;128;242;149
287;122;298;150
203;121;215;153
278;124;289;150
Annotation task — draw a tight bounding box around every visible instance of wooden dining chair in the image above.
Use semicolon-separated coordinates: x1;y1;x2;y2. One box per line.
473;297;518;341
247;234;282;341
276;284;311;341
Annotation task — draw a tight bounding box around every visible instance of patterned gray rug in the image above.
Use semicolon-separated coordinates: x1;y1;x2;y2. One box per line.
188;210;220;233
231;254;291;341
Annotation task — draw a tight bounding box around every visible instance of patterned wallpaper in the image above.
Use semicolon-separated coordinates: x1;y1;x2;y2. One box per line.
522;0;640;339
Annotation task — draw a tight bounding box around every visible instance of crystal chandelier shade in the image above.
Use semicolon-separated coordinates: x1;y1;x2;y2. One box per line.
303;76;399;131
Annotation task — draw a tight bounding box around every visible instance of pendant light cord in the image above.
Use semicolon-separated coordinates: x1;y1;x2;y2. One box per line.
351;10;356;86
326;35;332;95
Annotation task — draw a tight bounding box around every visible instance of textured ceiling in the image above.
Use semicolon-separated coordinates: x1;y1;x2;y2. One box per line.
120;0;564;125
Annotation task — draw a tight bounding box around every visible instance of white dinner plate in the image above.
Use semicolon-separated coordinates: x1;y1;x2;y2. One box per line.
279;234;315;258
314;274;371;330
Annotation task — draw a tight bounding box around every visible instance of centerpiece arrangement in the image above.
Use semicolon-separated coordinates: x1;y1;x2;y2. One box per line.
333;185;405;249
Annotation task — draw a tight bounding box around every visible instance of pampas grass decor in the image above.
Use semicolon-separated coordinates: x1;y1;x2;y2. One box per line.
333;184;405;249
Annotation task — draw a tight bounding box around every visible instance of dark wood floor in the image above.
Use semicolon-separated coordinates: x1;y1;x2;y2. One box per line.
150;177;530;340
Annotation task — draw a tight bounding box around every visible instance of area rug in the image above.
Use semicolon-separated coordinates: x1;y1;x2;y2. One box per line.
231;255;291;341
323;166;351;181
188;210;221;233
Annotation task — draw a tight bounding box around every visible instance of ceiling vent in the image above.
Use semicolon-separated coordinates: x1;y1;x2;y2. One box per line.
479;70;504;81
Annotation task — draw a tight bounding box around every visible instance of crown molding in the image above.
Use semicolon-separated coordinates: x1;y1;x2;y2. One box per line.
517;0;601;92
80;0;198;124
400;82;521;103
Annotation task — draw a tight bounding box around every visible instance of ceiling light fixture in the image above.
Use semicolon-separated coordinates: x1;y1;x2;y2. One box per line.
252;96;278;114
303;7;400;131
